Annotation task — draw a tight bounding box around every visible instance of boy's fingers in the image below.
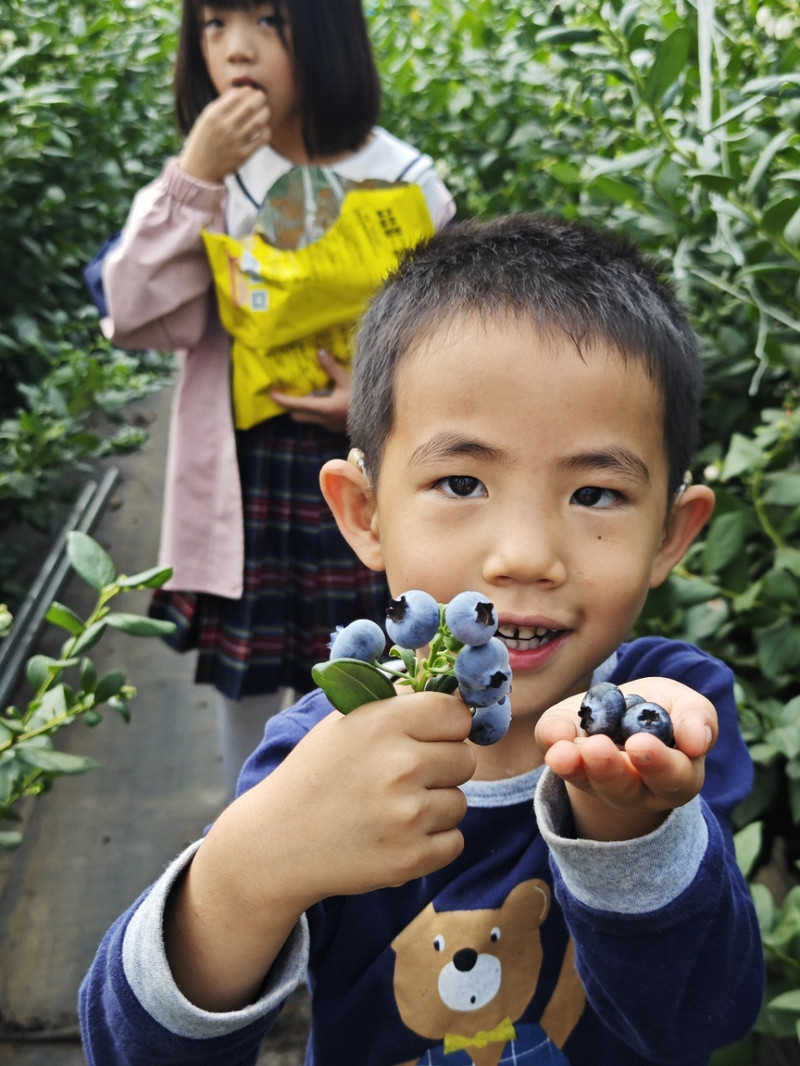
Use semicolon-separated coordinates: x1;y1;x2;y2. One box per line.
420;741;477;790
625;732;706;805
384;691;474;743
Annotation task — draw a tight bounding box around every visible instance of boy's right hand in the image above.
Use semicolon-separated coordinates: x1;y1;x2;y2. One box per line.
248;692;477;903
164;692;476;1012
179;85;272;184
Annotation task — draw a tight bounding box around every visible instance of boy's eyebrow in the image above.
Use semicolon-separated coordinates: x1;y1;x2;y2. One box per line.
408;432;506;467
557;448;651;483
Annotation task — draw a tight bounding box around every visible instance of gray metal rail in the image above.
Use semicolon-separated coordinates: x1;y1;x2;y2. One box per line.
0;467;120;711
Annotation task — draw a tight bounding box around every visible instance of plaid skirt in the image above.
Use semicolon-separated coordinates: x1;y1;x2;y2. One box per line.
149;415;389;700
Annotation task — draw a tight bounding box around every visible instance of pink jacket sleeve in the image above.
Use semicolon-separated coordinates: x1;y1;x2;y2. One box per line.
102;159;226;352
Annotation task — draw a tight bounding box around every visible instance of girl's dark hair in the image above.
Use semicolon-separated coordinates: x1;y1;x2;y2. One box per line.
174;0;381;156
350;214;704;502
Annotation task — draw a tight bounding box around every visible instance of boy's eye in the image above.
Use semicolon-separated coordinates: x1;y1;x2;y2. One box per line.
571;485;623;508
436;475;486;499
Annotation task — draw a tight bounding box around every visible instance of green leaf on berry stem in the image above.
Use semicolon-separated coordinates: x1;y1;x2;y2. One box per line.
311;658;396;714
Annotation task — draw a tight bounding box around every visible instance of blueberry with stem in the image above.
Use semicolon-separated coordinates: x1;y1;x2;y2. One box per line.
385;590;440;650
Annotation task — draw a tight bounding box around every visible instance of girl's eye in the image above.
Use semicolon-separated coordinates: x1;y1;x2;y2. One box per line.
571;485;623;508
436;475;486;499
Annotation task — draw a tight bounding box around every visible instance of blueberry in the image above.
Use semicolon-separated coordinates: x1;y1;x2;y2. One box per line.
620;701;675;747
624;693;645;710
468;696;512;746
328;619;386;663
385;590;441;649
444;591;498;646
578;682;626;743
454;638;511;706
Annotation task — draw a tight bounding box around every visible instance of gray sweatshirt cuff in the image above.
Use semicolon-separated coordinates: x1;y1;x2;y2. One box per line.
534;767;708;914
122;841;310;1038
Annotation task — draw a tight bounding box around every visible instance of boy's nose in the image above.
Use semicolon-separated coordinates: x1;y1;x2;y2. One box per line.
481;509;567;587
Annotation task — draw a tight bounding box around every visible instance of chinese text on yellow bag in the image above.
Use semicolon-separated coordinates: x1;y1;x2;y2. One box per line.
203;182;435;429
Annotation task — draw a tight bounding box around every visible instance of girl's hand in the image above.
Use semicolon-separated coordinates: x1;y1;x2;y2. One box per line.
179;85;272;184
535;678;717;841
271;350;352;434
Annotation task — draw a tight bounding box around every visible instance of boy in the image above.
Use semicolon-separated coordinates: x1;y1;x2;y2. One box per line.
80;215;763;1065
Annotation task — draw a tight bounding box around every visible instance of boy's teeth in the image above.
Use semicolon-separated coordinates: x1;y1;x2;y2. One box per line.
497;625;557;650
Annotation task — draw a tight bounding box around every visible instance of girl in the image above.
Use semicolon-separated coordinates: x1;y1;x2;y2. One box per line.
102;0;455;796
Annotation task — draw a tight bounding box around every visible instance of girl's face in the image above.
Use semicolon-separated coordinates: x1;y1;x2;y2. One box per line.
199;2;302;155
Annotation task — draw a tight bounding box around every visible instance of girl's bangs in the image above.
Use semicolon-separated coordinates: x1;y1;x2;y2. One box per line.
194;0;284;11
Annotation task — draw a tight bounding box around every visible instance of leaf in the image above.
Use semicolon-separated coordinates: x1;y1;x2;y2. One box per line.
45;601;85;635
69;620;108;656
311;658;396;714
103;613;176;637
80;657;97;692
115;565;174;590
15;744;100;775
720;434;765;481
644;27;691;106
755;621;800;677
25;654;64;689
67;531;116;592
0;831;23;850
762;471;800;507
733;821;762;877
701;511;748;575
768;990;800;1013
94;670;125;703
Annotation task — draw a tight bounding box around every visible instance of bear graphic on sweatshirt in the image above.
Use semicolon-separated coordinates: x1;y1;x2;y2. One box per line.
391;879;585;1066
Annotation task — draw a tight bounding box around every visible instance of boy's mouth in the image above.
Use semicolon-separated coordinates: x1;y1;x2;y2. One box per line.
496;624;563;651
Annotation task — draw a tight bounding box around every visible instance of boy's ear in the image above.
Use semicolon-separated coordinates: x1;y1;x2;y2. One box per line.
319;457;386;572
649;484;715;588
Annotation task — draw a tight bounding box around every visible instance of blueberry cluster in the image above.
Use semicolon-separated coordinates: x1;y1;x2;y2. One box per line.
320;590;512;745
578;682;674;747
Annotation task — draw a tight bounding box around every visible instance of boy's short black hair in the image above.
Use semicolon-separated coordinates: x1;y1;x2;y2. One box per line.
174;0;380;155
349;214;703;502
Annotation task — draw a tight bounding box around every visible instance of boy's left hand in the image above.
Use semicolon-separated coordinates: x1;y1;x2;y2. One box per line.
535;678;717;841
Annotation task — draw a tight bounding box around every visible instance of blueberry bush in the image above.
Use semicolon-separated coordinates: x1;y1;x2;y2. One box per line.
0;0;180;608
371;0;799;1054
0;533;175;849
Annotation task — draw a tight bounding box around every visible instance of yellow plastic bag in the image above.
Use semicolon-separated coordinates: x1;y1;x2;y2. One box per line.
203;181;435;429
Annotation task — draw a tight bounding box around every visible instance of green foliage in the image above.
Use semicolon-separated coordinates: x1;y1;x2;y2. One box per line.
0;0;179;600
0;532;175;849
371;0;800;1049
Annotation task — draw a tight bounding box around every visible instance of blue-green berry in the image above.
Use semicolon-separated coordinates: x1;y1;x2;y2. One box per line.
328;619;386;663
578;682;626;743
469;696;512;745
385;590;440;649
620;702;675;746
444;591;498;646
455;638;511;706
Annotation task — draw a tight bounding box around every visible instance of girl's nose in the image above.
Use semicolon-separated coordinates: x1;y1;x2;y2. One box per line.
226;25;256;62
481;507;567;588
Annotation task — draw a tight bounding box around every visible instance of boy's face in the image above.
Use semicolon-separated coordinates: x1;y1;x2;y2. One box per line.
364;314;692;725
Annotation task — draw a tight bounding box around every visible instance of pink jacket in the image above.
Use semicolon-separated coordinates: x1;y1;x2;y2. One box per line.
103;136;455;599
